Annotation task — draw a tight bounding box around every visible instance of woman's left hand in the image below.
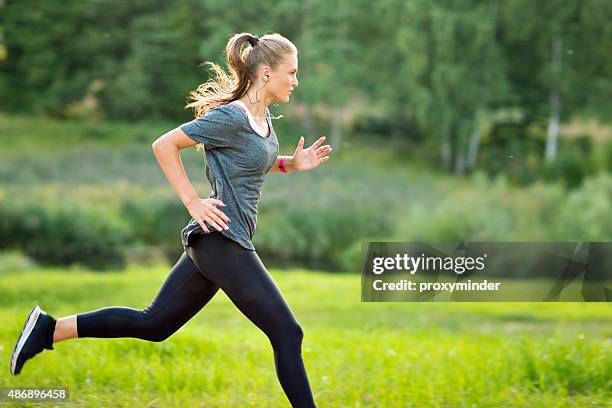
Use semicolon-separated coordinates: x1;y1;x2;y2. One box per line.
291;136;333;172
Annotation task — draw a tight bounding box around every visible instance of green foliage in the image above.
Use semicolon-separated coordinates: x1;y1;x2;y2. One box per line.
391;170;611;246
544;147;590;189
0;198;129;270
394;177;516;242
1;113;611;273
603;140;612;173
0;251;35;274
0;113;173;156
120;196;191;262
255;203;393;271
5;167;609;273
551;174;612;241
1;0;611;184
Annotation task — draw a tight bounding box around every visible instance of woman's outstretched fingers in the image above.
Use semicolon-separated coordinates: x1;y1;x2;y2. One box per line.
310;136;326;150
316;145;332;157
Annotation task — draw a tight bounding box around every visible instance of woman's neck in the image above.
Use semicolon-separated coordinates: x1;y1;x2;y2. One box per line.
239;91;271;121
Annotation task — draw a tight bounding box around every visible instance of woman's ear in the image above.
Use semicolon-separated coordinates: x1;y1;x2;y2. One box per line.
260;65;272;81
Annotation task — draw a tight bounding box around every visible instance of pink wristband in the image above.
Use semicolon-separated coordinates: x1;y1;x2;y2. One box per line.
279;157;289;173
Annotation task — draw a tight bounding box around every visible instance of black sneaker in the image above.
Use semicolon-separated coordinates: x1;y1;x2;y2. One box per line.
10;305;57;376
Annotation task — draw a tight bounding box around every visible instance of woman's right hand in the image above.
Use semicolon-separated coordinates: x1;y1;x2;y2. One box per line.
185;198;231;233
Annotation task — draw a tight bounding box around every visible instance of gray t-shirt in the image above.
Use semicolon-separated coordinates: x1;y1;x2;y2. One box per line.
179;101;279;250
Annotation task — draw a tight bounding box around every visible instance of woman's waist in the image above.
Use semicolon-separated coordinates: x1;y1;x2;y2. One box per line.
208;192;260;214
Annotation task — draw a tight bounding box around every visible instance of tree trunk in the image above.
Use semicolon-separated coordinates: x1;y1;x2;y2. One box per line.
454;146;465;174
330;106;342;152
546;88;561;163
441;126;452;170
466;108;482;171
546;33;562;163
454;125;467;175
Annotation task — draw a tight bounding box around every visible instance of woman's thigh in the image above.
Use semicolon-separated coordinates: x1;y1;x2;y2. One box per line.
186;233;300;335
143;252;221;324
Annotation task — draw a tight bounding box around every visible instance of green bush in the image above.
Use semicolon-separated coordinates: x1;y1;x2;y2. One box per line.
255;203;394;271
0;250;35;274
544;147;591;189
393;176;516;241
392;173;567;242
120;196;191;263
600;139;612;173
0;199;129;270
551;174;612;241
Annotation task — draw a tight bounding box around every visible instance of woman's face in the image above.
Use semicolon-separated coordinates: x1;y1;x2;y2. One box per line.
266;53;299;103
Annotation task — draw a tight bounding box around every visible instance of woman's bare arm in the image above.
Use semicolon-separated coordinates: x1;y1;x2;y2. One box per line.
151;127;201;206
151;128;230;231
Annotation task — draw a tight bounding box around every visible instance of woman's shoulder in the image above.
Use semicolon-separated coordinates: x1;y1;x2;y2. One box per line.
206;102;241;115
200;102;244;124
226;100;258;127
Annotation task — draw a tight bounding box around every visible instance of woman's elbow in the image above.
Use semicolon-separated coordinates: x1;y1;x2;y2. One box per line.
152;138;176;155
152;139;174;162
152;138;165;151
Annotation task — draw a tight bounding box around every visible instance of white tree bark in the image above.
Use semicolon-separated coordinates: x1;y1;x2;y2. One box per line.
545;33;563;163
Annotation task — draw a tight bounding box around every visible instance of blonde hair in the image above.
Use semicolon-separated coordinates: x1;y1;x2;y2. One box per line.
186;33;297;151
186;32;297;118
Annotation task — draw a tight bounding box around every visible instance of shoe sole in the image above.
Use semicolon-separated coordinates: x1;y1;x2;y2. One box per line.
10;305;41;376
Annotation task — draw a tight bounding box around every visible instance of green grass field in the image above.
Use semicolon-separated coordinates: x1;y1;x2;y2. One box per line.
1;265;610;407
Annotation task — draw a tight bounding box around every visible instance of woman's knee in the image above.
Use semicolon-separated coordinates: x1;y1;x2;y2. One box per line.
141;325;175;342
272;321;304;350
137;312;176;342
145;331;172;342
291;323;304;344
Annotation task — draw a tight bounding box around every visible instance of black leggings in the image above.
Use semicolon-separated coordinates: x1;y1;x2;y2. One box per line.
76;232;316;408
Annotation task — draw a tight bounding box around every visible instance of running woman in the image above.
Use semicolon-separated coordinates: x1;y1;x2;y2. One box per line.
10;32;332;408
